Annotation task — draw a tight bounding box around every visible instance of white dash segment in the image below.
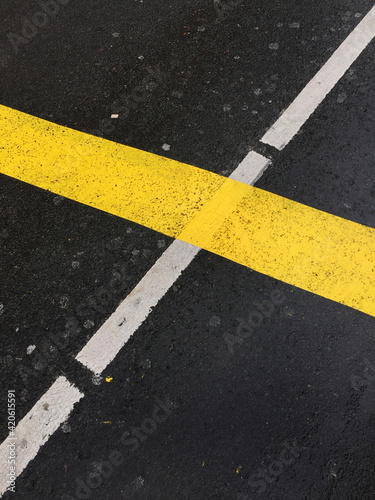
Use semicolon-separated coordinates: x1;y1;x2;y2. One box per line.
0;147;270;495
76;240;201;374
76;152;271;375
0;377;83;497
261;5;375;150
230;151;271;184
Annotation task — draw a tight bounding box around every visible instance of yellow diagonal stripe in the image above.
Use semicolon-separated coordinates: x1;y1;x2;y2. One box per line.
1;104;375;316
0;106;225;237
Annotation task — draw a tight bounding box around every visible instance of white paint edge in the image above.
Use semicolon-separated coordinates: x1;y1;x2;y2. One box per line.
3;5;373;489
0;377;83;497
261;6;375;150
76;240;201;374
5;3;372;481
230;150;271;184
0;151;270;497
76;151;271;375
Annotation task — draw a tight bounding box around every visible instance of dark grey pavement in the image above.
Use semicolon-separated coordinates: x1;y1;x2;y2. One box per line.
1;1;375;499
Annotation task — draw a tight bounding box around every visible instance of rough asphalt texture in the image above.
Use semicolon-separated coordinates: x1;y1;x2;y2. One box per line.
1;1;375;499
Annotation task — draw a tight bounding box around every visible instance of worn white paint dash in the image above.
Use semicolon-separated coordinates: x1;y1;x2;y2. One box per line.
76;152;271;375
0;150;270;497
230;151;271;184
3;5;372;492
76;240;201;374
261;5;375;150
0;377;83;497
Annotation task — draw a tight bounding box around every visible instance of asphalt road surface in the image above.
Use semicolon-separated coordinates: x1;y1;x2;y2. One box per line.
1;1;375;499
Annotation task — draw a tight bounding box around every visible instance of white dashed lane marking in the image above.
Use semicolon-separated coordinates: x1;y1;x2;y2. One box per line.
76;239;201;374
0;152;270;497
76;151;271;374
261;5;375;150
0;377;83;497
2;5;375;494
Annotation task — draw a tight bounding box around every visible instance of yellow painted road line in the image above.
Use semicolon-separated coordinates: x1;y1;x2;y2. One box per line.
0;105;224;238
1;105;375;316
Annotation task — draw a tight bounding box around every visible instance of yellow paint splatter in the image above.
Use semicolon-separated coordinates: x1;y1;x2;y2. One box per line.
106;377;113;382
236;466;242;474
103;421;112;424
202;461;205;467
